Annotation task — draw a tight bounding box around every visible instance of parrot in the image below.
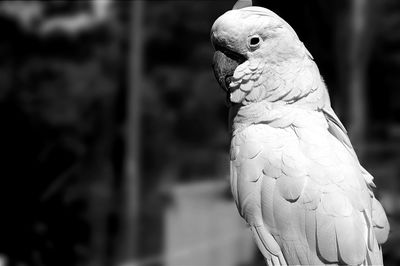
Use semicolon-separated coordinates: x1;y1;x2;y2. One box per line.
210;6;390;266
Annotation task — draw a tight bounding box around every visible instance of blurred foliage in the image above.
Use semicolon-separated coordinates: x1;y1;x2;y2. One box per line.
0;1;121;265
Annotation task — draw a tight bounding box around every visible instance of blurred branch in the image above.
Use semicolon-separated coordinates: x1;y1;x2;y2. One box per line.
347;0;368;145
335;0;377;156
40;163;81;202
119;0;144;263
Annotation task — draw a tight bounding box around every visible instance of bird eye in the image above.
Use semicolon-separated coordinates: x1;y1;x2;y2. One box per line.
250;37;259;45
248;36;261;50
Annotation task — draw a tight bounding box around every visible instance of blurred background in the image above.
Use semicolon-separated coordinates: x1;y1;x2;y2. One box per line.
0;0;399;265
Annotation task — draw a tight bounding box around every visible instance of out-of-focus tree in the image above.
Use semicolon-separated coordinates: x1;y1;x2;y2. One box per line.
0;1;121;265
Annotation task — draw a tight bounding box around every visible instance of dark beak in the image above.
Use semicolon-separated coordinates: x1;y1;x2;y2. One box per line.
212;0;253;95
212;50;239;93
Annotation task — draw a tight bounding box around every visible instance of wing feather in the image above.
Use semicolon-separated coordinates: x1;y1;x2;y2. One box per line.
335;212;366;265
315;208;338;263
276;175;305;202
261;176;277;230
372;197;390;244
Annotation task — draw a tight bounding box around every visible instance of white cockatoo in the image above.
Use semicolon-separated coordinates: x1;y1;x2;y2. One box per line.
211;6;389;266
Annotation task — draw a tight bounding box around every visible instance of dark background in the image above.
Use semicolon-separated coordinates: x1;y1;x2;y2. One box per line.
0;0;399;265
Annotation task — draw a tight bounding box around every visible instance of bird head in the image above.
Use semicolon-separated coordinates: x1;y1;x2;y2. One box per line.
211;7;315;106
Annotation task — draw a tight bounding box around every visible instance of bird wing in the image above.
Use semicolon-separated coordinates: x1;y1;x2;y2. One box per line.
322;105;377;185
231;110;386;265
321;105;390;246
230;128;287;265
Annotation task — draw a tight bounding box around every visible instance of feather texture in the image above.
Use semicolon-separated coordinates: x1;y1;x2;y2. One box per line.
230;111;389;265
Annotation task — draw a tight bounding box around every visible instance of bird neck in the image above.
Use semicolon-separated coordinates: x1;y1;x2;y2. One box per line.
230;90;326;137
229;101;286;135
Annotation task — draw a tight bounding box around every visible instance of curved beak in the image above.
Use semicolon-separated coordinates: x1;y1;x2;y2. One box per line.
212;50;239;93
